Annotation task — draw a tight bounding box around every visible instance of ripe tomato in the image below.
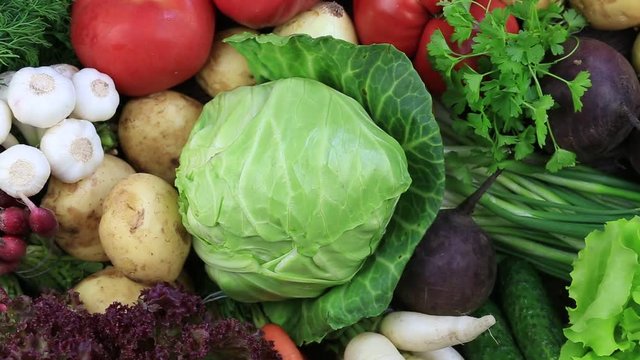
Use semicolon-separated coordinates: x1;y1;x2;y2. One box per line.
213;0;320;29
70;0;216;97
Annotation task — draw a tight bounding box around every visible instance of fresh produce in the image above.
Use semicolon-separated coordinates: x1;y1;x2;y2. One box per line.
503;0;563;8
0;101;11;144
261;323;306;360
0;144;50;197
70;0;216;96
569;0;640;30
220;32;443;345
0;282;281;359
0;0;76;73
633;33;640;73
0;235;27;263
118;90;203;183
462;300;524;359
395;171;499;316
70;67;120;122
560;216;640;359
213;0;320;29
196;27;259;98
7;66;76;128
39;118;105;183
41;154;136;262
273;1;359;44
73;266;150;314
178;76;411;302
99;173;191;283
409;347;465;360
353;0;519;95
498;257;565;360
379;311;496;352
429;0;590;170
540;36;640;163
0;274;22;298
343;332;405;360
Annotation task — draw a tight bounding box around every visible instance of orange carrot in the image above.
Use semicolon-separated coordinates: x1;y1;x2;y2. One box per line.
261;323;305;360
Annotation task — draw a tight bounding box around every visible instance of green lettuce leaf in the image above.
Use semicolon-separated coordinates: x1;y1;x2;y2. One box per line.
225;33;445;344
561;216;640;359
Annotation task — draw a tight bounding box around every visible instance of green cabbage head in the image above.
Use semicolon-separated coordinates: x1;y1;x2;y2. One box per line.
176;77;411;302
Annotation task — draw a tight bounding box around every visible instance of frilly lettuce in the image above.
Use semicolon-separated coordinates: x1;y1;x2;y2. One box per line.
560;216;640;359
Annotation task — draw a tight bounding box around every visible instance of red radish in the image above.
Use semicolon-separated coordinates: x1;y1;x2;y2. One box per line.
0;189;19;208
19;194;59;238
0;260;20;276
0;235;27;262
0;207;29;235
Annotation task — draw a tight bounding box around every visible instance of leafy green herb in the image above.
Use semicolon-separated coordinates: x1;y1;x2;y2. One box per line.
429;0;590;171
0;0;77;72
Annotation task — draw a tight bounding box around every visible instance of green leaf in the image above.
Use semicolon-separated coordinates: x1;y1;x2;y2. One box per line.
545;148;576;172
226;33;445;344
561;217;640;358
462;71;483;104
567;70;592;112
531;94;555;146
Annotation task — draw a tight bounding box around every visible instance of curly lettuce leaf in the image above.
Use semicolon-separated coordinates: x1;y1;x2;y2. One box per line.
225;34;445;344
561;216;640;359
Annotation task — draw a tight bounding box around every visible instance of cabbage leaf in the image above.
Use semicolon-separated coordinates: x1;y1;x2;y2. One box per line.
560;216;640;359
225;34;445;344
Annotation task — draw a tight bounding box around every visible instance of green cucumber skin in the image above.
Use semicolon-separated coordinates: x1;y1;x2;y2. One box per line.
498;257;565;360
462;300;524;360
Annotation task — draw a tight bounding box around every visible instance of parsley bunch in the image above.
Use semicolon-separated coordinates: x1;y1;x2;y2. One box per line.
429;0;591;171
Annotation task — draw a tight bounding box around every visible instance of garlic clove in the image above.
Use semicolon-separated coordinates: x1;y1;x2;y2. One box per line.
7;66;76;129
51;64;80;79
0;144;51;197
72;68;120;122
0;100;12;143
39;118;105;183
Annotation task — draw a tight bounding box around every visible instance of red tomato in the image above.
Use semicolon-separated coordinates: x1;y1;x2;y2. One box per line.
354;0;431;58
213;0;320;29
70;0;216;97
470;0;520;34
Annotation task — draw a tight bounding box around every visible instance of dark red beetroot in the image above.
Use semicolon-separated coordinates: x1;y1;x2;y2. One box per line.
18;195;59;238
394;171;500;316
540;36;640;163
0;235;27;262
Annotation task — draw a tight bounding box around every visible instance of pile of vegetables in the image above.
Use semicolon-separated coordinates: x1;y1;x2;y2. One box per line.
2;0;640;359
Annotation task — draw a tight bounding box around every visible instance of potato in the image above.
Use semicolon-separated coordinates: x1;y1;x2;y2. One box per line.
195;27;258;98
569;0;640;30
273;2;358;44
74;266;150;314
632;33;640;74
99;173;191;283
41;154;136;262
118;90;202;183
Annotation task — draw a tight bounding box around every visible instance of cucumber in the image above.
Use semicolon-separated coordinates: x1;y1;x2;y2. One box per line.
461;300;524;360
498;257;565;360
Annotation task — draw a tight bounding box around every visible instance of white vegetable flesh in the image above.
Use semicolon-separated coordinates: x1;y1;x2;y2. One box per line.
380;311;496;352
39;118;104;183
0;100;12;143
51;63;80;79
274;1;358;44
0;144;51;197
410;347;465;360
7;66;76;128
72;68;120;122
344;332;405;360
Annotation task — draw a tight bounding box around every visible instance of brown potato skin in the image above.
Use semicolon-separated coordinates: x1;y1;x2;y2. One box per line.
41;155;136;262
118;90;202;184
569;0;640;30
74;266;150;314
99;173;191;283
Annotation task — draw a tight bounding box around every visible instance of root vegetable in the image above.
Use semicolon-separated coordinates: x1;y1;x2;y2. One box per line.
50;64;80;79
343;332;405;360
195;27;258;98
19;195;59;238
39;118;105;183
569;0;640;30
379;311;496;352
274;2;358;44
41;154;136;262
0;144;51;198
7;66;75;128
410;347;465;360
73;266;150;314
0;207;29;235
0;235;27;262
632;32;640;74
99;173;191;283
0;100;12;143
395;172;500;316
71;67;119;122
1;133;18;149
541;36;640;163
118;91;202;183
